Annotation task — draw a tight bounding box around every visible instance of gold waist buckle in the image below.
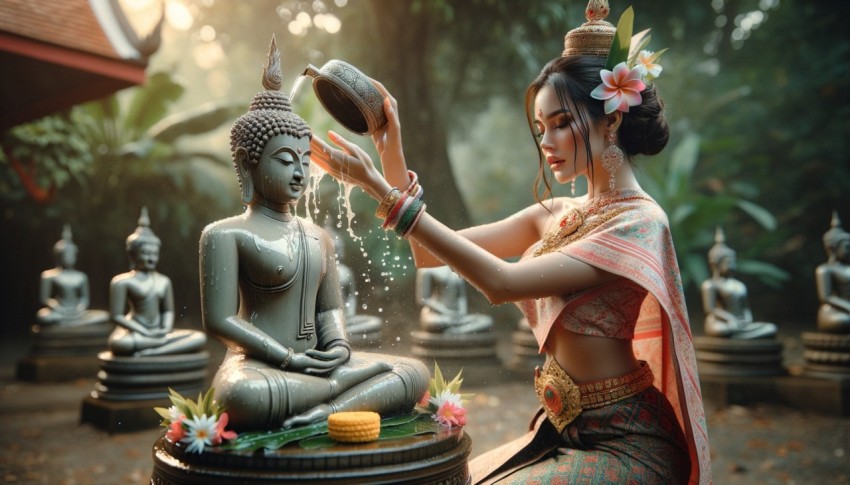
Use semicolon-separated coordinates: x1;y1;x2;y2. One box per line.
533;359;654;432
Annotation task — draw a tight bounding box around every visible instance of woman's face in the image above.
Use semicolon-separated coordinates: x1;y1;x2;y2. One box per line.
252;133;311;206
533;84;606;185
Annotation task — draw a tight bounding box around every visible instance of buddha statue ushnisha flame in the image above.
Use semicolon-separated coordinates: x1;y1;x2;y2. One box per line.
199;35;429;431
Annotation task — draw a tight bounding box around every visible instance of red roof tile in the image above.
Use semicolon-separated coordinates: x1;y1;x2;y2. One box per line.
0;0;121;59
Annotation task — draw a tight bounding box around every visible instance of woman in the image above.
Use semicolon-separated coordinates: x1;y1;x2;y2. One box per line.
199;38;429;432
311;2;710;483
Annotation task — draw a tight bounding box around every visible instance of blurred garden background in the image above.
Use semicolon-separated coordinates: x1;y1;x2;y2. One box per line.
2;0;849;339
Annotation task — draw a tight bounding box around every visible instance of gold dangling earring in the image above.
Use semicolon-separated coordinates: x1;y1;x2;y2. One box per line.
601;132;623;191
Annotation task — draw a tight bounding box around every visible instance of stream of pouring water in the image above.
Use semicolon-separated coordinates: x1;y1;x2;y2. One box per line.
288;73;414;324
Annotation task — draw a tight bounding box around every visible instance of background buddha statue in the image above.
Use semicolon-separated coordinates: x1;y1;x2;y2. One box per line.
701;227;777;339
199;37;428;431
107;207;207;356
816;211;850;334
326;222;383;338
416;265;493;334
36;224;108;327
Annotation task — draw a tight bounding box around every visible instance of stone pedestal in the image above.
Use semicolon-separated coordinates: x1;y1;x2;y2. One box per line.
151;426;470;484
700;371;850;417
410;330;500;385
346;315;383;349
504;319;544;375
800;332;850;378
694;336;785;377
16;321;113;382
80;350;209;432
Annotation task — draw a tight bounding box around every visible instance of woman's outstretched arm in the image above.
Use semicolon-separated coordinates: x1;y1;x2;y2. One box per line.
311;121;615;306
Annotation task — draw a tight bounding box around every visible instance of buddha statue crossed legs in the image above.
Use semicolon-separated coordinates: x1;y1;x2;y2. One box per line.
107;208;207;357
417;266;492;335
816;212;850;334
200;38;428;431
701;227;777;340
36;225;109;328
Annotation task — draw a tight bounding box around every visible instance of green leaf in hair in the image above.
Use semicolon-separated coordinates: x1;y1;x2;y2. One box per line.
605;6;634;71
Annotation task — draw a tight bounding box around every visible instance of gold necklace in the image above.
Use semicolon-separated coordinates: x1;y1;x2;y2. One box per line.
534;193;651;257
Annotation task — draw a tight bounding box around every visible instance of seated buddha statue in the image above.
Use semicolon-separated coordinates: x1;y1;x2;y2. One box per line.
701;227;777;339
36;224;109;327
199;38;428;431
416;265;493;334
107;208;207;356
815;212;850;334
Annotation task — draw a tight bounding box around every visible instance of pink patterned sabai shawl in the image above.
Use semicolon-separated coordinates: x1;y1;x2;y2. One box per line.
526;190;711;485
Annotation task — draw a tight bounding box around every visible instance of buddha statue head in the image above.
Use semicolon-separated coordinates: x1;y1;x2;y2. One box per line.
125;207;161;271
823;211;850;264
230;35;312;207
707;227;736;276
53;224;78;268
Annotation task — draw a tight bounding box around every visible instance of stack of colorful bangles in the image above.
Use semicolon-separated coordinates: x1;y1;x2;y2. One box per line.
376;170;426;238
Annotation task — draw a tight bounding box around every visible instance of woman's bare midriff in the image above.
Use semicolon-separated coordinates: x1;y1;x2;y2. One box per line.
544;324;640;383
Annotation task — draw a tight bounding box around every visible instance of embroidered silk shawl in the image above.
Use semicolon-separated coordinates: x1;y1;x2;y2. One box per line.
522;190;712;485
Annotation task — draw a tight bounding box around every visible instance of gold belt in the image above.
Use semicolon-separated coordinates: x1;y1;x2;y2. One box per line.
533;359;654;432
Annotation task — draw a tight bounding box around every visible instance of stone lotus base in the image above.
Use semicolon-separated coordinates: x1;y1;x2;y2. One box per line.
696;333;850;416
16;354;101;383
410;330;497;360
28;321;113;356
801;331;850;378
80;351;209;433
16;321;114;382
694;336;785;377
151;426;471;484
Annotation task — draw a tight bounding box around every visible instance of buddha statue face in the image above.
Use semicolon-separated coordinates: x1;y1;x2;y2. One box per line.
249;133;311;206
130;242;160;272
716;252;736;275
708;246;737;277
54;243;78;269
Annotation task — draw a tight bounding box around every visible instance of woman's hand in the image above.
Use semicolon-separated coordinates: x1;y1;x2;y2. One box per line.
311;132;390;201
369;80;412;191
369;81;402;163
287;346;350;376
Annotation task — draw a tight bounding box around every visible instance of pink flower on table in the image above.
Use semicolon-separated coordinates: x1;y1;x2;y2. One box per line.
166;417;186;442
590;62;646;114
211;412;237;445
430;390;467;427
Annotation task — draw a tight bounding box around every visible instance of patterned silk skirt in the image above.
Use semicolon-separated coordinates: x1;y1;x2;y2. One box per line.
469;386;691;484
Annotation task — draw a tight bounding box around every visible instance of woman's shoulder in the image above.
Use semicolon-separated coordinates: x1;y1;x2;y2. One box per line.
616;192;669;226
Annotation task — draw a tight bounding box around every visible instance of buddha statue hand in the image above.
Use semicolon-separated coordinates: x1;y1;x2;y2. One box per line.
286;346;351;376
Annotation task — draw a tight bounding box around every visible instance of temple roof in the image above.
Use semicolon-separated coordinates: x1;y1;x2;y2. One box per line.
0;0;163;131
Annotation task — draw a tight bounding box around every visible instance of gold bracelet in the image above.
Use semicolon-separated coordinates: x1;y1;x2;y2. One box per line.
376;188;401;220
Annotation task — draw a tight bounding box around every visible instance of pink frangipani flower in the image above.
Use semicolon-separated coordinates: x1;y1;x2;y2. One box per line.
590;62;646;114
635;50;663;81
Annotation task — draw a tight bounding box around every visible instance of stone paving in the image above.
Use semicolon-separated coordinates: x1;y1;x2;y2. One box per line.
1;324;848;484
